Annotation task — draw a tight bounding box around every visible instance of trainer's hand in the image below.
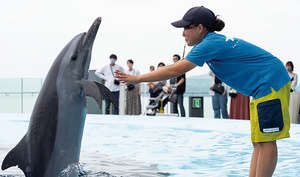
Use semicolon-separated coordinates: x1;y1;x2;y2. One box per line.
115;70;139;84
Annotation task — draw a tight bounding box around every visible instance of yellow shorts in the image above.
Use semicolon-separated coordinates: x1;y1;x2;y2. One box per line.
250;82;291;143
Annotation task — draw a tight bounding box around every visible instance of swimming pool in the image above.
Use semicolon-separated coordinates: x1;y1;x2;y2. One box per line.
1;114;300;176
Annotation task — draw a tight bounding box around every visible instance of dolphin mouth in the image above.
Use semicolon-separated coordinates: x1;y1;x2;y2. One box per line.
81;17;101;78
82;17;101;48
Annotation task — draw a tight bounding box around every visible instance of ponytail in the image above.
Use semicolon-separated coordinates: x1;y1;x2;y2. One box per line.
207;15;225;32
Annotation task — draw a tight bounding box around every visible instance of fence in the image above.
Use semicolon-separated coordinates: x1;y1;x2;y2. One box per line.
2;78;299;123
0;78;217;118
0;78;42;113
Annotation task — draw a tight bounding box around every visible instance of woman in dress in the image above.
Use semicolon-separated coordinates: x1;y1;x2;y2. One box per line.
125;59;141;115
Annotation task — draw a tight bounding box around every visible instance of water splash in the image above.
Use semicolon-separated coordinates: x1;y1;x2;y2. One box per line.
59;163;85;177
58;162;117;177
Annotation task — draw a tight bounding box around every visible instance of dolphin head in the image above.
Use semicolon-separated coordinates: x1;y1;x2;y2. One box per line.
58;17;101;82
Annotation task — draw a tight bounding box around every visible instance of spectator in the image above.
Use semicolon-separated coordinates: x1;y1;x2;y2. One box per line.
147;66;156;99
286;61;298;92
115;6;291;176
125;59;141;115
149;62;166;99
209;70;228;119
150;65;155;72
170;54;186;117
157;62;165;68
229;89;250;120
95;54;125;115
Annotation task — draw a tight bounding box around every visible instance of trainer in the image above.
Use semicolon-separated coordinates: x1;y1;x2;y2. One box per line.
115;6;291;177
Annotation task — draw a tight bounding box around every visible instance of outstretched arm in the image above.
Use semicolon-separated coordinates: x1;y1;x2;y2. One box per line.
115;59;197;83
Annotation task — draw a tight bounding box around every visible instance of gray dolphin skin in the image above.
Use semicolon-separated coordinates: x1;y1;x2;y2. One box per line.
1;17;117;177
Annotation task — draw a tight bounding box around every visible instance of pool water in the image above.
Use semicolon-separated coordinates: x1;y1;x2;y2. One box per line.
1;114;300;176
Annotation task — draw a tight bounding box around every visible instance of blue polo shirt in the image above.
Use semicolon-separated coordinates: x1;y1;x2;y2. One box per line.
186;32;290;99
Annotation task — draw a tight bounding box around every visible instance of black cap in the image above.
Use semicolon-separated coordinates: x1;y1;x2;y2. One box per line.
171;6;215;28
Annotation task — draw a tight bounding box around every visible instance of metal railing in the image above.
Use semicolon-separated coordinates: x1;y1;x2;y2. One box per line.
0;78;215;117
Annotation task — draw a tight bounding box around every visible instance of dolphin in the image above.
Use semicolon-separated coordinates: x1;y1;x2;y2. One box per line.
1;17;116;177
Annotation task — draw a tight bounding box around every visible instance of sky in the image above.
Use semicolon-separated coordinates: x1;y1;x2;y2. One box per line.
0;0;299;79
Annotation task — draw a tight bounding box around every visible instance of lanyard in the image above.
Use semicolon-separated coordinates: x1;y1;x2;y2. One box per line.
110;66;116;79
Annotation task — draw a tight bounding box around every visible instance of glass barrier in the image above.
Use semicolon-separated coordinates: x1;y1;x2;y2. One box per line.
0;78;42;113
0;78;229;118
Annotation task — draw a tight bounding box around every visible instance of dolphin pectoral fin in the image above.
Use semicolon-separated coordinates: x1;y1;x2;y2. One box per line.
2;135;28;175
81;79;102;108
80;79;117;108
92;81;117;109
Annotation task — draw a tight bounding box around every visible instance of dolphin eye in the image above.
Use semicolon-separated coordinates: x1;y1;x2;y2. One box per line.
71;55;77;61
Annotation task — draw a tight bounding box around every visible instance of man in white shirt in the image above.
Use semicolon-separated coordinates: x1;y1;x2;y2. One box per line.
95;54;125;114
